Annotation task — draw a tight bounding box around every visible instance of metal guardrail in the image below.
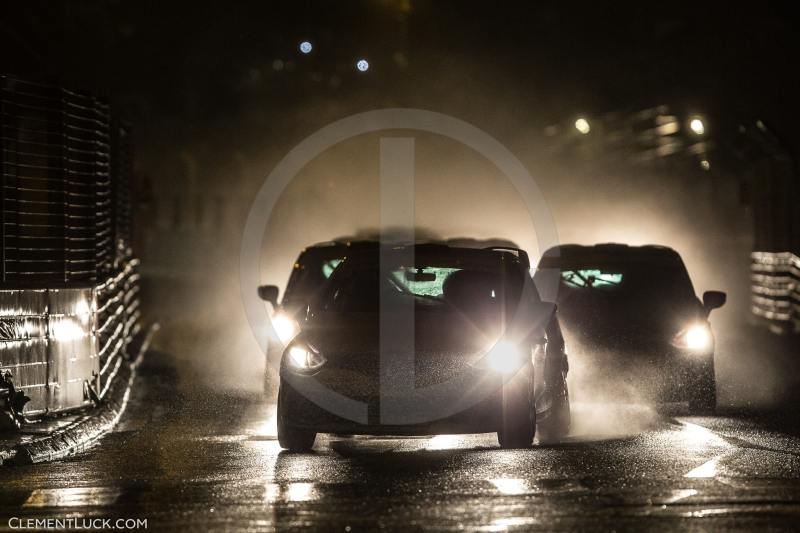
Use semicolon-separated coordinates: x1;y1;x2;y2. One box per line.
0;256;140;415
751;251;800;333
95;256;140;399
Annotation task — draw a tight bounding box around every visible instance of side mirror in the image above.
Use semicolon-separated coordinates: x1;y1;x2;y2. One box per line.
257;285;279;306
702;290;726;313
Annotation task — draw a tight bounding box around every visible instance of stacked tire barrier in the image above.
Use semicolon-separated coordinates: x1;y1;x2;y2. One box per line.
751;252;800;334
0;75;139;417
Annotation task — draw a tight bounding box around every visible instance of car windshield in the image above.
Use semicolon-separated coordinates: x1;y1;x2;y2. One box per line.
557;261;696;305
561;269;624;289
321;254;525;317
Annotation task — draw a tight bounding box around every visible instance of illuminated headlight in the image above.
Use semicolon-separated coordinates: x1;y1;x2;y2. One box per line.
479;340;526;374
285;342;326;373
272;313;299;345
672;323;713;353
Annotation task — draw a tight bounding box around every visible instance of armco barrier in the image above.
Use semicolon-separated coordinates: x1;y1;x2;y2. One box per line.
751;251;800;334
0;257;139;415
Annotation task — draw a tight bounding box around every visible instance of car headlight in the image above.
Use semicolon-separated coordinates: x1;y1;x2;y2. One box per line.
272;313;299;345
285;342;326;373
671;323;713;353
478;340;527;374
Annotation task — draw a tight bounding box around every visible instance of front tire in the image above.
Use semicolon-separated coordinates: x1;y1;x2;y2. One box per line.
277;386;316;451
497;367;535;449
277;420;316;451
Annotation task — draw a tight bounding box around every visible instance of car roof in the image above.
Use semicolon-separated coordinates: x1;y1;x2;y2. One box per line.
536;243;684;269
335;242;530;270
301;240;530;269
303;239;378;251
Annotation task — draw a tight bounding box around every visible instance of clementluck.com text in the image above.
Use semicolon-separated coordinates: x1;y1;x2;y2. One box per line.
8;518;148;530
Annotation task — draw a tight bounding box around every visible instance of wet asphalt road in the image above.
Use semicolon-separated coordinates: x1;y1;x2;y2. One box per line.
1;352;800;532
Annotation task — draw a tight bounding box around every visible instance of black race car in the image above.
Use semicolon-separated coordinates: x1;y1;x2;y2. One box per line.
534;243;726;413
270;243;571;450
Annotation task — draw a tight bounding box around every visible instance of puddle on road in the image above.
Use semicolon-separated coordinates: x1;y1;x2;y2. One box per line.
424;434;467;450
265;482;320;502
24;487;122;508
488;478;530;495
482;516;540;530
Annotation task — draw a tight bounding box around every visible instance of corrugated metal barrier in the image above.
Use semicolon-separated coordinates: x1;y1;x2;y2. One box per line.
0;256;139;415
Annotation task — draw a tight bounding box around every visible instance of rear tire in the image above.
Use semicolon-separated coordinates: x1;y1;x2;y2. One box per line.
536;386;571;444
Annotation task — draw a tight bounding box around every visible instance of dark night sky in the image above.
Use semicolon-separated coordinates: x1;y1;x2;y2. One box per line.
2;1;799;158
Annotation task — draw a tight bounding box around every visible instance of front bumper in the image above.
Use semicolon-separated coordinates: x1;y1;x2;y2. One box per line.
575;347;714;401
278;366;532;436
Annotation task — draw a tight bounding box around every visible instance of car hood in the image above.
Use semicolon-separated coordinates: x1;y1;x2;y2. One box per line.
556;297;705;349
297;311;501;387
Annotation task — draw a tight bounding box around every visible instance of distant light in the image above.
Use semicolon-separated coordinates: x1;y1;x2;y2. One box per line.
574;118;591;134
299;41;313;54
689;118;705;135
356;59;370;72
700;160;711;171
655;119;680;136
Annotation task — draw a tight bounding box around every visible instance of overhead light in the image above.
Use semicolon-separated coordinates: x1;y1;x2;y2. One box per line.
574;118;591;134
299;41;313;54
689;118;705;135
356;59;370;72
